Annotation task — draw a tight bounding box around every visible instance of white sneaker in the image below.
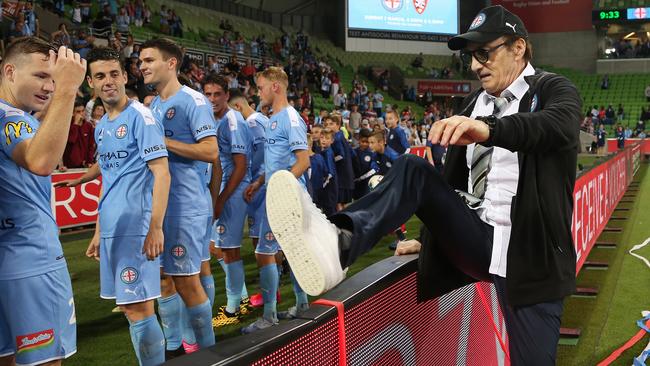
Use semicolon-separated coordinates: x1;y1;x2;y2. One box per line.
266;170;346;296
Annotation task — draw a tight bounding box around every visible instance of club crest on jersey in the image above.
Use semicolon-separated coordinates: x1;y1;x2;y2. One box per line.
247;217;254;227
530;94;539;112
270;121;278;130
264;231;275;242
413;0;427;14
115;124;128;139
166;107;176;120
171;244;187;259
364;155;372;162
16;329;54;354
469;13;486;30
216;225;226;234
382;0;403;13
120;267;139;284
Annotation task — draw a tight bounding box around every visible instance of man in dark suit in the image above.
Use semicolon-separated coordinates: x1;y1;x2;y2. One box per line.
266;5;581;365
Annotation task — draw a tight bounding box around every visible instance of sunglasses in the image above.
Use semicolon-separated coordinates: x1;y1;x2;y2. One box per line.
460;42;506;65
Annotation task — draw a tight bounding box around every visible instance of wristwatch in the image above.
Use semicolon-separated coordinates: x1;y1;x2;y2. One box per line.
475;115;497;143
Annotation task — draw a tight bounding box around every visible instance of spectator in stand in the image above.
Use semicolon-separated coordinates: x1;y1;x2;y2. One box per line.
333;88;347;110
601;74;609;90
636;119;646;136
597;105;606;123
330;71;340;99
605;104;615;124
50;23;71;47
320;72;331;99
373;89;384;117
349;104;362;133
617;103;625;121
80;0;92;23
63;100;96;169
72;29;94;59
89;102;105;127
23;3;39;37
411;52;424;68
615;124;625;149
596;123;607;154
645;84;650;102
159;5;169;34
319;128;338;216
9;20;28;42
94;4;114;30
116;7;130;33
170;10;183;38
133;0;144;27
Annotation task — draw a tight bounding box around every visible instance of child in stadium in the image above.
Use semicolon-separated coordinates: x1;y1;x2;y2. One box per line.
353;128;375;199
324;114;354;211
306;134;328;213
140;38;217;355
201;75;253;328
241;66;311;331
385;109;409;155
85;47;170;366
319;128;338;216
369;130;399;176
310;124;323;153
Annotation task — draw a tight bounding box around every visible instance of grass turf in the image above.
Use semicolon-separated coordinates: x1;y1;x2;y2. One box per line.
62;216;422;365
557;160;650;366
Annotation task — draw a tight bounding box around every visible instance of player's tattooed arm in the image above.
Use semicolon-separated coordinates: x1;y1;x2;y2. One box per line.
164;135;218;163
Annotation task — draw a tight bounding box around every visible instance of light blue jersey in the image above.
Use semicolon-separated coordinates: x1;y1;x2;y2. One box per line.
264;106;308;186
150;85;216;217
217;109;252;183
95;100;168;238
246;112;267;182
0;100;66;280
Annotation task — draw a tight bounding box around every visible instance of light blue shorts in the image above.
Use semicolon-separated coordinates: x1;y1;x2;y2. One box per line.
163;215;211;275
255;193;279;255
246;184;266;238
212;183;248;249
0;267;77;365
99;236;161;305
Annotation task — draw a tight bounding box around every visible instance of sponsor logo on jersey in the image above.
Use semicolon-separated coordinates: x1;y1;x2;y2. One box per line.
382;0;403;13
413;0;427;14
166;108;176;120
143;144;166;155
116;124;128;139
16;329;54;354
171;244;187;259
4;121;33;145
0;218;15;230
195;124;212;135
120;267;139;284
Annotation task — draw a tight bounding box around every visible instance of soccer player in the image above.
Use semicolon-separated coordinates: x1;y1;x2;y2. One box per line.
201;75;252;327
139;38;217;353
242;67;310;331
84;47;170;366
324;114;354;211
385;109;409;155
0;38;86;366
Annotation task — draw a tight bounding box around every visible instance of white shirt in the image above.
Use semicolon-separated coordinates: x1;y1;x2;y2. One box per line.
466;63;535;277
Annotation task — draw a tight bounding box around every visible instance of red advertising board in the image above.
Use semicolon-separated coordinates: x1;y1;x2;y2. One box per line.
51;170;101;229
491;0;593;33
607;138;650;154
417;80;472;96
572;143;641;272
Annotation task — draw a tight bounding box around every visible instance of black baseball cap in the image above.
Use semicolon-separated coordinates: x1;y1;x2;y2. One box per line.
448;5;528;51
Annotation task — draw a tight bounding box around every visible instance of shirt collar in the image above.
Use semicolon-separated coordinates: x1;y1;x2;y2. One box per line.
483;63;535;105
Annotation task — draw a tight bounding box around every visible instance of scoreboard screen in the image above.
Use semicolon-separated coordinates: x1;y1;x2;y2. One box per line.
593;7;650;21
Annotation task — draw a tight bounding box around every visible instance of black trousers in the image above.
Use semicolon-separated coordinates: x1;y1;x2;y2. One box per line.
330;154;563;365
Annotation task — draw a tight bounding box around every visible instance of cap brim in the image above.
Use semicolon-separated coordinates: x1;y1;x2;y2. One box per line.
447;31;502;50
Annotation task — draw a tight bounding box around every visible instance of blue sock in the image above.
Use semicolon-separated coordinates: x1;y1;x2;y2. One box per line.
241;282;249;300
186;300;216;348
128;315;165;366
290;270;309;309
180;302;196;347
259;264;278;322
157;294;182;351
200;274;215;307
224;260;244;313
217;258;226;273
